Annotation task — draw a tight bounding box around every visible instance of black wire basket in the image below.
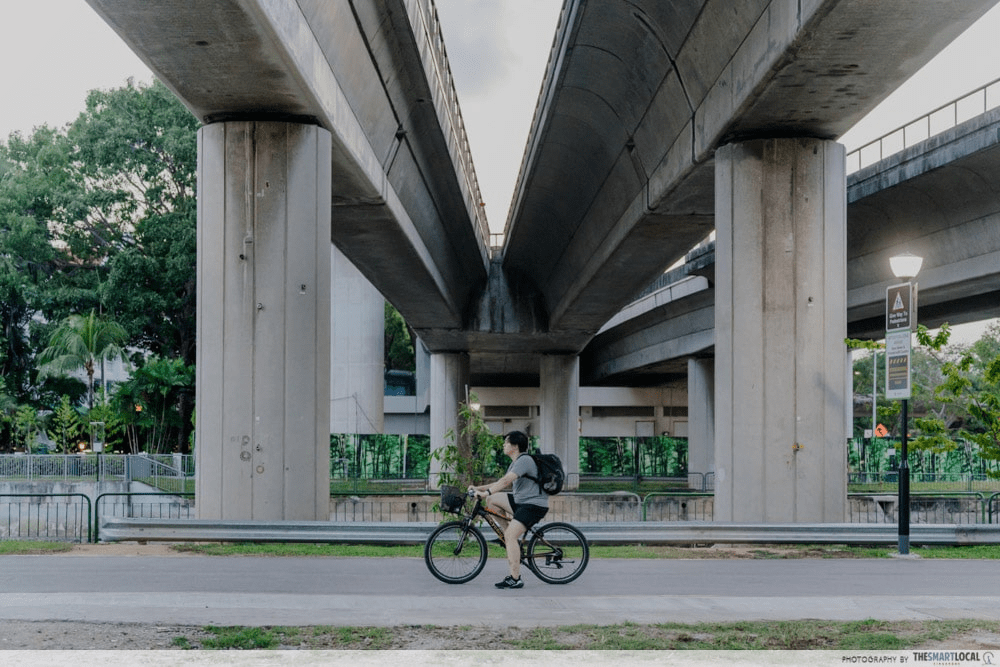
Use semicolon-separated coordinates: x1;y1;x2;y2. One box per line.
439;485;466;514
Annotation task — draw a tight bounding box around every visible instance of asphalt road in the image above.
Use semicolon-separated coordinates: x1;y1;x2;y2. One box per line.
1;554;998;627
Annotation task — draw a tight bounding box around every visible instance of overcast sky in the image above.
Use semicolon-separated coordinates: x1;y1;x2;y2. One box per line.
4;1;1000;224
1;0;997;339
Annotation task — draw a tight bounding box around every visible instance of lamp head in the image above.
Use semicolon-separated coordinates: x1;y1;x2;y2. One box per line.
890;252;923;280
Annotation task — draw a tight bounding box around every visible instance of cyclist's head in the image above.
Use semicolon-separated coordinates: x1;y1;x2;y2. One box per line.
504;431;529;453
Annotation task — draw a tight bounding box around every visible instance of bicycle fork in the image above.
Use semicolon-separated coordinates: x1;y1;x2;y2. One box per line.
453;521;477;556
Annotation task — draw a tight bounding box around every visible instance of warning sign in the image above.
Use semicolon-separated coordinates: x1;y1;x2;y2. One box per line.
885;330;911;399
874;424;888;437
886;283;916;331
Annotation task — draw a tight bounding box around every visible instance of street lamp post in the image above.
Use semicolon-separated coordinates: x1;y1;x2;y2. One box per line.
888;252;922;556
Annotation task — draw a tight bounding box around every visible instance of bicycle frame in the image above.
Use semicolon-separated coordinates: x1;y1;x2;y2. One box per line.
459;495;547;564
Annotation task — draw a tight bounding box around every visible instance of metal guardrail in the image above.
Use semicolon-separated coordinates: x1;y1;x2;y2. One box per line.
98;518;1000;546
94;492;195;542
8;489;1000;543
846;76;1000;173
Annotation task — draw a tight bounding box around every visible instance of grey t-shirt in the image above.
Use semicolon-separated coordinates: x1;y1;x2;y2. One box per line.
509;454;549;508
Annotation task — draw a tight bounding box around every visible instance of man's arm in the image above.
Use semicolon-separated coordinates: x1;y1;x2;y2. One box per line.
470;470;518;498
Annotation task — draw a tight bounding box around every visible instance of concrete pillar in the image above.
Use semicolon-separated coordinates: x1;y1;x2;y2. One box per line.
539;354;580;490
196;121;331;521
714;138;847;523
428;352;469;487
687;357;714;491
330;245;384;435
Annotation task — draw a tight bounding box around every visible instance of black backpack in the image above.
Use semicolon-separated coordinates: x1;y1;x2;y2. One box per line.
525;453;565;495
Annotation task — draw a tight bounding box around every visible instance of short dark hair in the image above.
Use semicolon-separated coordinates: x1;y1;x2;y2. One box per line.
505;430;529;453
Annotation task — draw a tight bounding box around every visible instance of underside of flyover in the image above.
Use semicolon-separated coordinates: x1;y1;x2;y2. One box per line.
85;0;1000;522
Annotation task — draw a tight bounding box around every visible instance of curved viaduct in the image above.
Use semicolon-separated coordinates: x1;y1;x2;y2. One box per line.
585;106;1000;387
86;0;998;522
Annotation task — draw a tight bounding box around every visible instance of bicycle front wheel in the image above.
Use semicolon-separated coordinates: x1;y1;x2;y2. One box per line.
424;521;488;584
526;522;589;584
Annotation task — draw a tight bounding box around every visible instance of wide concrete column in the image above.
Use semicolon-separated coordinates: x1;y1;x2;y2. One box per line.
714;138;847;523
428;352;469;487
196;121;331;521
540;354;580;490
687;358;714;491
330;245;384;435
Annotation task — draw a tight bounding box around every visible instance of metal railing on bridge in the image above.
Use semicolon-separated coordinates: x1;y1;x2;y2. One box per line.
846;76;1000;173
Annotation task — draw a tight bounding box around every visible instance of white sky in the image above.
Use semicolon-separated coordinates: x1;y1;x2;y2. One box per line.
1;0;997;341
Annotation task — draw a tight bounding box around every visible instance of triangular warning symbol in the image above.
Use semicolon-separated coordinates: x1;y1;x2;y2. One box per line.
892;293;904;311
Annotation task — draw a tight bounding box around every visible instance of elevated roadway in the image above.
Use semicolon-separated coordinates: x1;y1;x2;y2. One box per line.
87;0;492;340
582;106;1000;384
497;0;995;378
86;0;997;378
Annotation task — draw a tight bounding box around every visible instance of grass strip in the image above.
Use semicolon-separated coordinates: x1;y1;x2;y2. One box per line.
170;619;999;650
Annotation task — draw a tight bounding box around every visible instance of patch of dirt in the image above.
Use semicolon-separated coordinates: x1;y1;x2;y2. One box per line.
60;542;189;557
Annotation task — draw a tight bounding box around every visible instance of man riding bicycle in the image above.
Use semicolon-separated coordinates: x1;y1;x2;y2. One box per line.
468;430;548;589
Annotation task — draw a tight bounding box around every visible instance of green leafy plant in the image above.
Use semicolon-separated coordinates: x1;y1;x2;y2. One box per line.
45;394;83;454
113;355;194;454
12;404;39;452
430;392;503;489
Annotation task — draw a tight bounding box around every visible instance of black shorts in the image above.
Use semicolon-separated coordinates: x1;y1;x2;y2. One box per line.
508;494;548;529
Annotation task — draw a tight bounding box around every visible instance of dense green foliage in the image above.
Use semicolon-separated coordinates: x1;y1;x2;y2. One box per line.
0;79;198;452
849;322;1000;475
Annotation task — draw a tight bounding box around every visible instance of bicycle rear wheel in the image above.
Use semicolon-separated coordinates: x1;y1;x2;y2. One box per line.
525;522;589;584
424;521;488;584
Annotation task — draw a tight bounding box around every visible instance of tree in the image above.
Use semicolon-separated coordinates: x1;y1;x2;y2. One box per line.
384;302;415;371
913;324;1000;475
46;394;84;454
113;355;194;454
67;80;200;366
36;310;128;410
12;404;39;452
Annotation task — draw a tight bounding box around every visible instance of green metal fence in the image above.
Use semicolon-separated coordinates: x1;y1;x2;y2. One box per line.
0;493;92;542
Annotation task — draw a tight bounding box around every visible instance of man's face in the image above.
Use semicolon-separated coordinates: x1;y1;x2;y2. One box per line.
502;438;514;456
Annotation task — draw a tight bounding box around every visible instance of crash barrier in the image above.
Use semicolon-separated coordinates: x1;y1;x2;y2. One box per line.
94;492;196;542
98;518;1000;546
6;490;1000;543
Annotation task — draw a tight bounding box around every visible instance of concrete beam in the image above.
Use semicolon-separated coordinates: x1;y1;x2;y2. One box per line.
86;0;490;345
505;0;996;348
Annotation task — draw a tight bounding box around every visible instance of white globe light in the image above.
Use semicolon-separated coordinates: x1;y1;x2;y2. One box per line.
889;252;923;279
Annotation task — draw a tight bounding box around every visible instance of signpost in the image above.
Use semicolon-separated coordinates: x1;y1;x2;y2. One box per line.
886;271;919;555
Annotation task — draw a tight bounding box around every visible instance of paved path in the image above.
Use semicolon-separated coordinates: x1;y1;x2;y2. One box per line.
2;553;999;627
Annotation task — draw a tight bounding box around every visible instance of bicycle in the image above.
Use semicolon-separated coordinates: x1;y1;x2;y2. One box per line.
424;485;589;585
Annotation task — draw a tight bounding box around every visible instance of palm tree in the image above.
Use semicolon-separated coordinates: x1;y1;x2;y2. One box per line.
37;310;128;409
